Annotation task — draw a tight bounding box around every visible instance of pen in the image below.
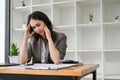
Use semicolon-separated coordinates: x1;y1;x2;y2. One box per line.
33;66;50;70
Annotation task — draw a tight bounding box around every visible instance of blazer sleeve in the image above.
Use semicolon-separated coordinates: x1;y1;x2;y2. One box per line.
48;33;67;63
56;34;67;60
27;40;33;63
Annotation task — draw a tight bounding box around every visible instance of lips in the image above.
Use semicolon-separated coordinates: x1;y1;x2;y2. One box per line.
38;31;42;34
38;31;44;35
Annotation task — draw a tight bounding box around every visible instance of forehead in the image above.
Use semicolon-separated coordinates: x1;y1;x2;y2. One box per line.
30;19;43;26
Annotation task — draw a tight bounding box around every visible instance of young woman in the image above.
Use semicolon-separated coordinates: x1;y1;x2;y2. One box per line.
20;11;67;64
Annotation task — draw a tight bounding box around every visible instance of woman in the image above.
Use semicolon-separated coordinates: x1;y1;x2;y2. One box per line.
20;11;67;64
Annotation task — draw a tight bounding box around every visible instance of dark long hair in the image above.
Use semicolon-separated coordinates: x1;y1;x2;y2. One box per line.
27;11;53;40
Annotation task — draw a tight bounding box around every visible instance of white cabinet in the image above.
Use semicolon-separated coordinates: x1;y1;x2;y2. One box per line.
102;0;120;79
11;0;120;80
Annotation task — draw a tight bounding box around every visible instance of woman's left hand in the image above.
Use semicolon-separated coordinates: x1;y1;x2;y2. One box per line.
44;26;51;40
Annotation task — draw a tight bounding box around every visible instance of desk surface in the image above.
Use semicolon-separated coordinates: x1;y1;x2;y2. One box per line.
0;64;99;77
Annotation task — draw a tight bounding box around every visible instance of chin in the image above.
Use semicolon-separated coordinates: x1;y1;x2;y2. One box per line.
39;33;44;36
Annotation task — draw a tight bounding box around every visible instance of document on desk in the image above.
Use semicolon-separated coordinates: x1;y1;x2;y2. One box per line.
31;64;77;70
8;64;80;70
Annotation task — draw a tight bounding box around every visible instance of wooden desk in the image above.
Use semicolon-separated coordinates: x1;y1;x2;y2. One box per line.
0;64;99;80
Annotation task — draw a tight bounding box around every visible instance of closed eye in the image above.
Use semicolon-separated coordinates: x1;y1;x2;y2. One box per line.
36;23;40;27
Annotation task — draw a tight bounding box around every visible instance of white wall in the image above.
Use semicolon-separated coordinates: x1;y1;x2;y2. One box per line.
0;0;5;63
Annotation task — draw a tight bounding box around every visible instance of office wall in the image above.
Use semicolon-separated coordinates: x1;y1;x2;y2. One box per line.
0;0;5;63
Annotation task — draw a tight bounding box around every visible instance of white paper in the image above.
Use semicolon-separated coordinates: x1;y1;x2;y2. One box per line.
8;64;77;70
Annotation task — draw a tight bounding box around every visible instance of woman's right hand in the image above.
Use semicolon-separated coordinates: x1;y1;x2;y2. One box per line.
24;24;34;40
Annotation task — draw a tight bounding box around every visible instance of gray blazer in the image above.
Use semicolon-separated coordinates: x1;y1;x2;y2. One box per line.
27;31;67;63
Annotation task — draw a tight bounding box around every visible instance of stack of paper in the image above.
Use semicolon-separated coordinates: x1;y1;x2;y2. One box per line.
8;63;80;70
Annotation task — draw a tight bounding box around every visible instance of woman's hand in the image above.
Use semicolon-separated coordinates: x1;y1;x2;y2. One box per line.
24;24;34;40
44;26;51;40
20;24;34;64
